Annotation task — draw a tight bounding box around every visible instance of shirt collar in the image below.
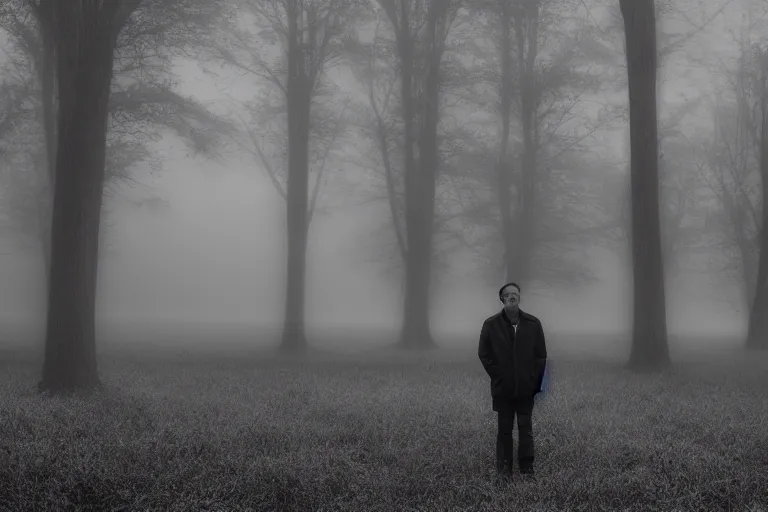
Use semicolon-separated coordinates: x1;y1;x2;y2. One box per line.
502;308;521;325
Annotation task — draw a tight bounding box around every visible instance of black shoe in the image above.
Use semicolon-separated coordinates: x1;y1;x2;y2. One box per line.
520;467;535;476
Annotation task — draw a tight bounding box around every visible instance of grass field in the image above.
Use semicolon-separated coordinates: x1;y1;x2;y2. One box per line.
1;341;768;511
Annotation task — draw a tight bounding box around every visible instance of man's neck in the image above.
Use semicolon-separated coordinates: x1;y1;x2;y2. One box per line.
505;309;519;322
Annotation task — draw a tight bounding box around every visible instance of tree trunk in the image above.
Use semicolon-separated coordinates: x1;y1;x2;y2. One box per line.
398;32;435;347
279;10;311;353
509;145;535;288
742;245;758;319
399;213;434;348
746;54;768;350
398;9;443;350
39;25;57;282
39;4;116;393
31;16;57;283
40;30;57;183
620;0;670;371
36;189;52;281
507;1;539;288
398;101;438;347
496;2;515;284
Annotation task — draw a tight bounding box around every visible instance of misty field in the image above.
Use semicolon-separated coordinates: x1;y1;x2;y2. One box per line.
2;343;768;511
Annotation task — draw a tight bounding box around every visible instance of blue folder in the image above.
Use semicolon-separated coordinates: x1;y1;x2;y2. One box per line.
538;362;549;393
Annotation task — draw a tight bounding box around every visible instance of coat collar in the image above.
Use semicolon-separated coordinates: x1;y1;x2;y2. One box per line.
492;308;533;324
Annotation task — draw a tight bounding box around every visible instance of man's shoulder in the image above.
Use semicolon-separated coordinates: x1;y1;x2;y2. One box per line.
520;310;543;324
482;311;503;325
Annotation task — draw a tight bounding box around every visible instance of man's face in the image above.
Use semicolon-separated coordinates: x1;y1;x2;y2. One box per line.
501;285;520;314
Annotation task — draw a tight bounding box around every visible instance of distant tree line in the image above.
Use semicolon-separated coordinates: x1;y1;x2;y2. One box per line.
0;0;761;393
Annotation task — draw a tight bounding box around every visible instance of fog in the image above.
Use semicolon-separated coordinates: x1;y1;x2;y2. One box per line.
0;131;746;357
0;0;755;360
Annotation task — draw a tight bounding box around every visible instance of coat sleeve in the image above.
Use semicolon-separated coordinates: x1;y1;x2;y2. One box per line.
533;319;548;393
478;321;500;380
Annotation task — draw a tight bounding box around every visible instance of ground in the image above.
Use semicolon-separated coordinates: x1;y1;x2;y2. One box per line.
1;339;767;511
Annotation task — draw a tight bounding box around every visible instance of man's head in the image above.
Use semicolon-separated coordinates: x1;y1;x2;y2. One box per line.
498;282;521;315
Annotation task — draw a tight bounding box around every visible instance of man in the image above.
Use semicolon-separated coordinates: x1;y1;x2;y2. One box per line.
478;282;547;478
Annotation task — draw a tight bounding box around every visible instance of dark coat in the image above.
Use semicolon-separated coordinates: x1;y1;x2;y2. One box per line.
478;308;547;411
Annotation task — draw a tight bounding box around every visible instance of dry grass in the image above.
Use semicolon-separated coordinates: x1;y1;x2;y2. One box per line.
1;344;768;511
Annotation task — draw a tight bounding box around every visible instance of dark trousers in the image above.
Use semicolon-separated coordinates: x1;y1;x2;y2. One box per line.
496;397;535;472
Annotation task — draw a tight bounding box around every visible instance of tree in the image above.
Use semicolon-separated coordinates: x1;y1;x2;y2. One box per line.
741;45;768;350
230;89;349;228
585;0;737;268
214;0;363;352
453;0;618;291
34;0;231;393
717;4;768;349
0;0;231;279
36;0;143;392
619;0;669;371
604;99;713;284
0;40;34;144
698;94;761;316
657;131;712;279
0;52;38;246
686;99;758;319
360;0;462;348
677;1;768;348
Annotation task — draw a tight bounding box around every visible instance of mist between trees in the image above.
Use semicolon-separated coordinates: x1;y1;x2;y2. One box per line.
0;0;765;393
